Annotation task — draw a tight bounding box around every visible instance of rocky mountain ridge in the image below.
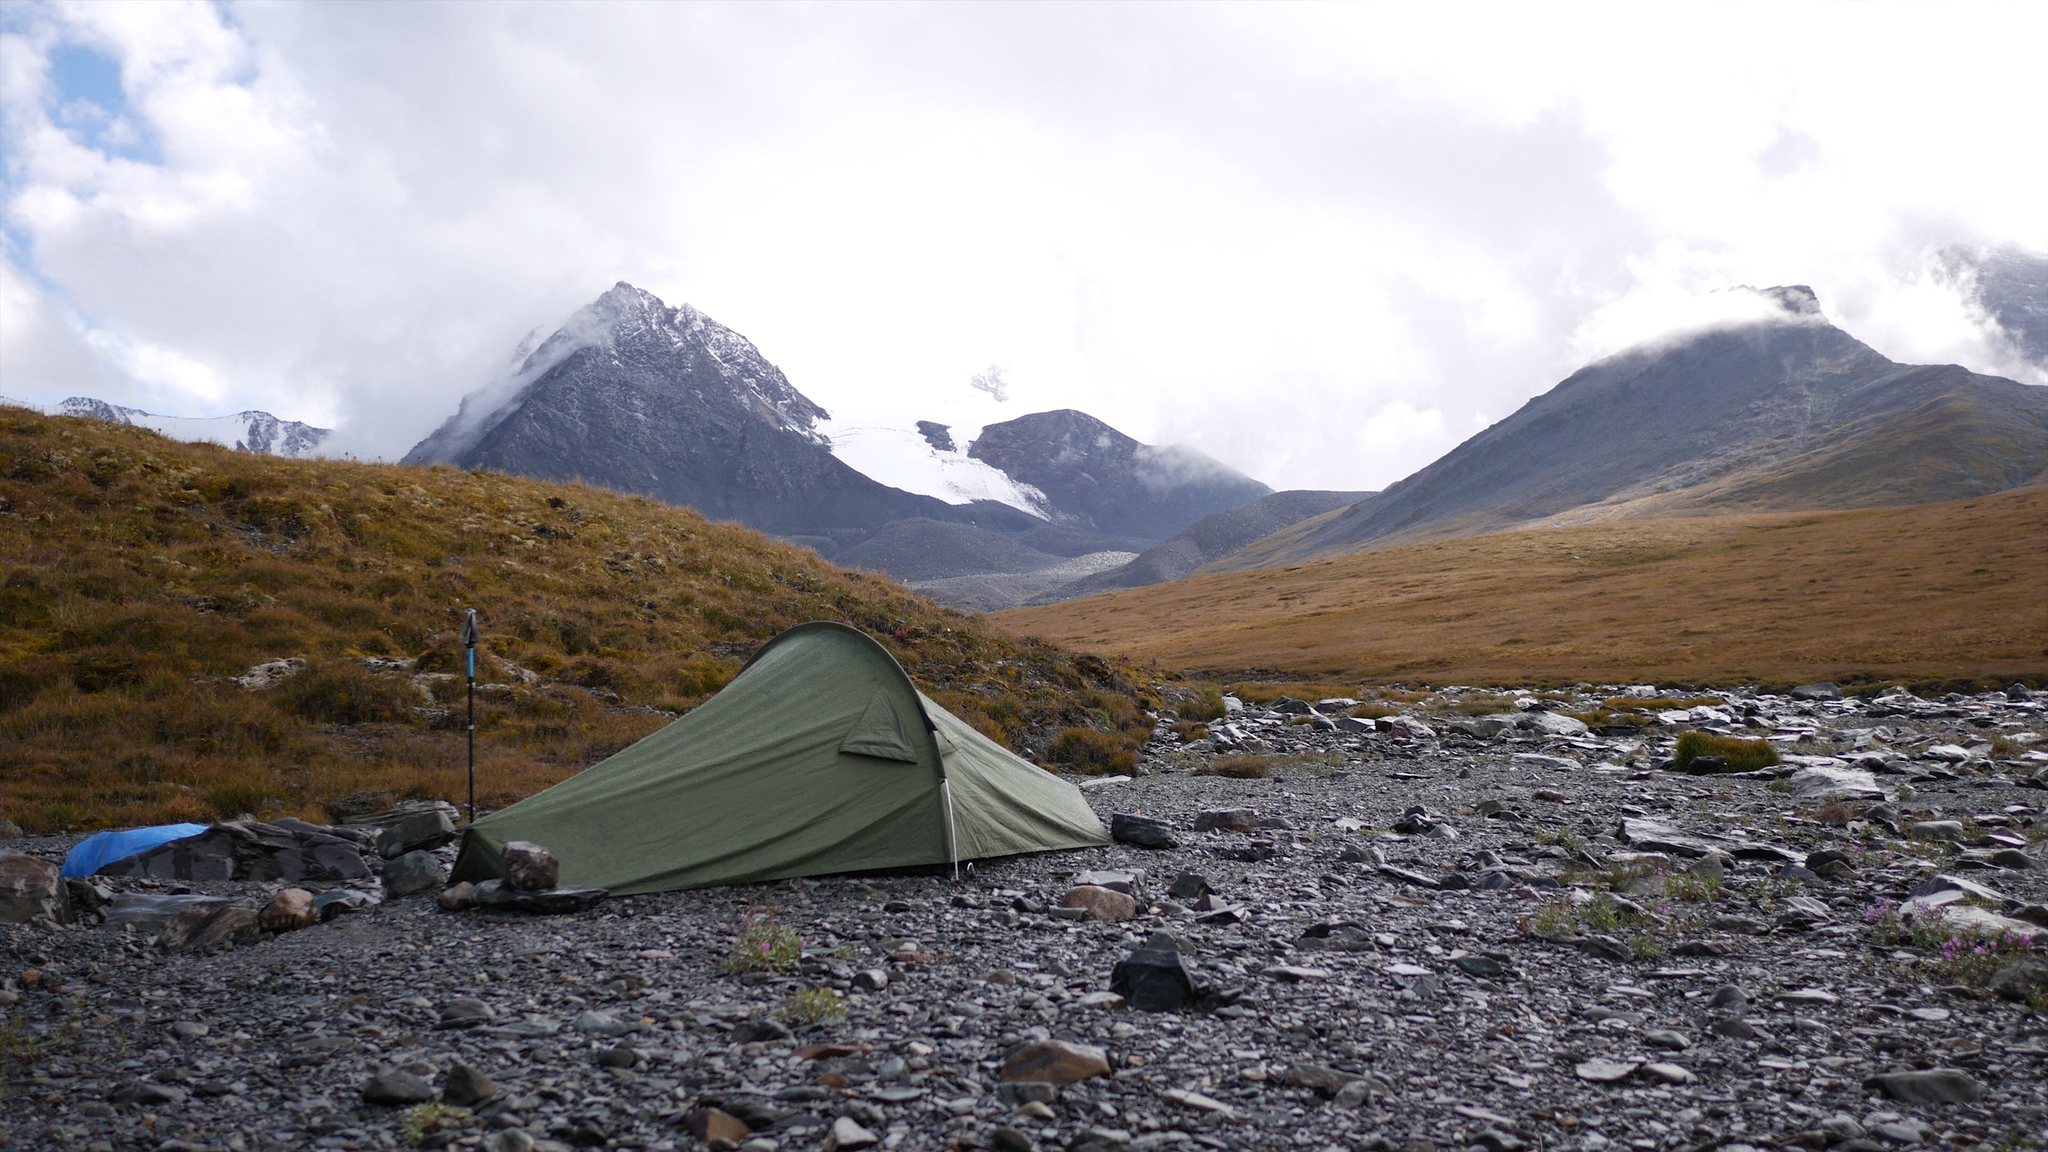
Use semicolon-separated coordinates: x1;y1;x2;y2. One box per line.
1209;287;2048;571
1;395;333;458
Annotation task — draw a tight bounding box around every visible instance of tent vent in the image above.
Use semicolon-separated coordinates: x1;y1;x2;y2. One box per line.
838;691;922;763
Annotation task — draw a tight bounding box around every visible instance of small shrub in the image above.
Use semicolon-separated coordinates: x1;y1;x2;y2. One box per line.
725;914;801;974
203;783;268;819
1674;730;1780;772
276;663;415;725
1181;686;1227;723
1347;703;1395;720
401;1102;471;1142
1169;720;1210;742
1194;754;1274;779
1052;727;1136;775
1583;892;1621;932
1627;932;1667;961
1665;871;1723;902
1529;900;1580;937
778;987;847;1026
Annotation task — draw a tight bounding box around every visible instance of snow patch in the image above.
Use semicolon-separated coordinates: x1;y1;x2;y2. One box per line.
819;417;1053;519
32;396;335;458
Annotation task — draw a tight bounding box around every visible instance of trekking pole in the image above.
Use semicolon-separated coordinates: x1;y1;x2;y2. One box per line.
461;609;480;824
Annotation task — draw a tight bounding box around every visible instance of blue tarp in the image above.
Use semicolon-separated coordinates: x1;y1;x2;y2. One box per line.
62;824;209;878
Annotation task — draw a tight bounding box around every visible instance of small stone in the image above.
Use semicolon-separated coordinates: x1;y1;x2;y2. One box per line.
1706;985;1749;1012
383;849;447;897
258;887;317;933
437;881;476;910
685;1107;751;1145
1109;813;1179;849
1789;682;1841;701
438;997;494;1029
998;1082;1058;1105
826;1116;879;1150
990;1127;1035;1152
441;1061;498;1106
594;1045;640;1068
1862;1068;1985;1104
1000;1039;1111;1085
1194;808;1258;833
1988;956;2048;1002
1644;1029;1691;1050
1261;964;1331;982
1641;1062;1693;1084
1060;885;1138;921
1574;1059;1639;1083
1911;821;1966;840
481;1132;535;1152
1165;872;1212;901
852;969;890;992
1708;1017;1757;1040
169;1020;208;1040
363;1066;437;1106
502;840;560;890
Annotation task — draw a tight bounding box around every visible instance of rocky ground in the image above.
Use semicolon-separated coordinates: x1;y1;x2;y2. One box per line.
3;682;2046;1152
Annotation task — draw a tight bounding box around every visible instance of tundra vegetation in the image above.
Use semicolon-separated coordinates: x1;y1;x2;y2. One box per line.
0;411;1152;832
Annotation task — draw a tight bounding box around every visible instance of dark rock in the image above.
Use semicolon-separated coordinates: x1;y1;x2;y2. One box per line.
441;1061;498;1106
363;1066;438;1106
1109;814;1179;850
384;849;448;897
1988;956;2048;1002
370;804;459;859
471;878;607;914
1164;872;1212;901
503;841;561;891
729;1019;791;1044
1111;947;1202;1011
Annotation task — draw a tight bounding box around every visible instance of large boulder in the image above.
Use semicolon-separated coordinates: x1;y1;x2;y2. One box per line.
94;819;373;882
0;850;71;926
384;850;448;897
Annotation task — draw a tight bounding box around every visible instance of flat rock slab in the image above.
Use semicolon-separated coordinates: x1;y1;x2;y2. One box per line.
471;879;606;914
1574;1059;1639;1083
1788;765;1883;799
1109;813;1179;850
1863;1068;1986;1104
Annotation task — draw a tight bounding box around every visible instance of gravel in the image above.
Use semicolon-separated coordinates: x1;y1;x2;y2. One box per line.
2;683;2045;1152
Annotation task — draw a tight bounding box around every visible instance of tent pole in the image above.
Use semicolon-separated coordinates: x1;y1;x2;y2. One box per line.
941;778;959;883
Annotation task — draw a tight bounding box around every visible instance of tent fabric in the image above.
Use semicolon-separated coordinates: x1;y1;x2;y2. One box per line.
451;621;1109;894
62;823;209;879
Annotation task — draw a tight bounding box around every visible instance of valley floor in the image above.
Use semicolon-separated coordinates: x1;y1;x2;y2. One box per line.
990;490;2048;687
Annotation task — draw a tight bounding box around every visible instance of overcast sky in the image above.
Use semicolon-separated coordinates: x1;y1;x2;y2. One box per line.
2;1;2044;489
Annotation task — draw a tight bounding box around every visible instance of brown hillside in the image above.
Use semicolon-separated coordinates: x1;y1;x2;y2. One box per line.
0;409;1150;833
994;490;2048;687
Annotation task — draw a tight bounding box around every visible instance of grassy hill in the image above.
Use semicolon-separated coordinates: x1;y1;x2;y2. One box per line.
0;409;1152;834
994;488;2048;689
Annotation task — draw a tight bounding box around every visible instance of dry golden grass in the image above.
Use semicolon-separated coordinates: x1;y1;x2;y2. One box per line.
0;410;1150;832
995;490;2048;688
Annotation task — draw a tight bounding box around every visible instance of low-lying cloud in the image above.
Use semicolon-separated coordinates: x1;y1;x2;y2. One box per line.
2;2;2043;491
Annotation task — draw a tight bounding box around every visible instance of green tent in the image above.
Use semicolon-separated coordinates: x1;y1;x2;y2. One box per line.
450;621;1110;893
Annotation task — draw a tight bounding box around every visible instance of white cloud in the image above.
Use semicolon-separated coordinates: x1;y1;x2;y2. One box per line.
0;1;2042;489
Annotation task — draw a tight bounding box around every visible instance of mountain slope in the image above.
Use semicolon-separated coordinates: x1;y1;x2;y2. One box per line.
1041;489;1373;602
405;284;973;535
968;409;1271;538
994;489;2048;686
0;408;1152;833
1216;287;2048;569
